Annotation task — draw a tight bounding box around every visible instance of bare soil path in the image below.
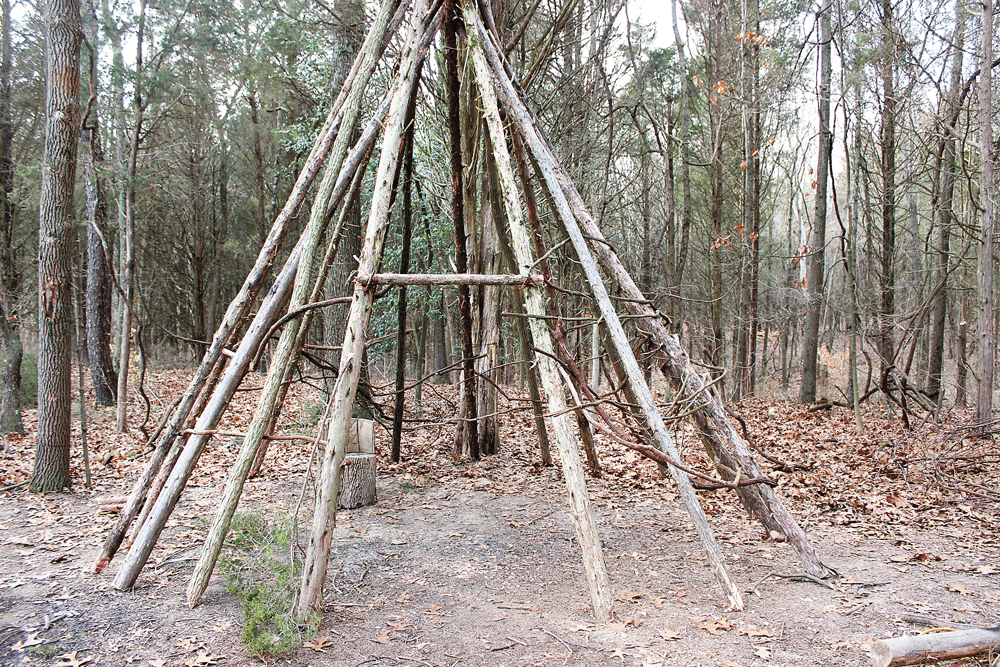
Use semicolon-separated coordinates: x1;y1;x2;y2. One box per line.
1;374;997;667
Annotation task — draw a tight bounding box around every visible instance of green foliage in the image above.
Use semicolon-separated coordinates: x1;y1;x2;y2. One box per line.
219;513;308;659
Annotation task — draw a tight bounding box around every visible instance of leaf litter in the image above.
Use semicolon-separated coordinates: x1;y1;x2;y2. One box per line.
0;370;996;665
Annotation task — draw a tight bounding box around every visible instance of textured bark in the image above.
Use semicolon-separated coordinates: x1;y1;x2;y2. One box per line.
878;0;897;374
926;0;964;402
82;113;117;407
475;160;502;457
295;1;429;619
976;0;994;423
390;130;413;463
0;0;22;435
31;0;82;492
338;453;377;509
870;627;1000;667
445;0;478;459
322;0;365;379
115;0;144;433
0;309;21;433
799;0;831;405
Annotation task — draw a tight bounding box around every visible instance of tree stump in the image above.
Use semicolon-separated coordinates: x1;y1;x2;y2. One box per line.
338;453;376;509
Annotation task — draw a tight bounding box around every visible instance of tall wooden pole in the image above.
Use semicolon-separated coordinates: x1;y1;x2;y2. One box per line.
95;0;404;576
295;0;432;620
466;13;613;619
479;24;827;580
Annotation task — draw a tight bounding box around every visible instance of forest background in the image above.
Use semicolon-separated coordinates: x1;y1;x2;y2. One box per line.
0;0;997;495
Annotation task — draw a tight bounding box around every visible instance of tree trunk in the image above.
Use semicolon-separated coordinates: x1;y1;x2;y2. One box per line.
476;166;502;457
31;0;82;492
82;111;117;406
926;0;964;403
956;290;968;407
80;0;117;405
0;308;21;433
445;0;478;459
976;0;994;423
115;0;145;433
707;0;726;378
295;3;429;619
799;0;831;404
0;0;23;435
390;128;414;463
878;0;897;376
670;0;692;326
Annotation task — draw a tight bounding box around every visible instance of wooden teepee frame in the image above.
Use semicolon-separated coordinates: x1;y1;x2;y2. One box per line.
95;0;831;623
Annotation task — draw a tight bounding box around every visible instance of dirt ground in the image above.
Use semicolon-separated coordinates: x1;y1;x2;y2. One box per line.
1;372;998;667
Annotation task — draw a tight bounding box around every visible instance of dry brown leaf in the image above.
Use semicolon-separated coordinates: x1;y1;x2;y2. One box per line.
303;636;332;652
183;650;225;666
11;632;44;651
694;618;732;635
54;652;94;667
739;623;775;638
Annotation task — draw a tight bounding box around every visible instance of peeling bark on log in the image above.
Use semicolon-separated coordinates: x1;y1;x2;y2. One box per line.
467;21;613;620
475;17;743;611
474;15;827;581
295;2;432;620
870;628;1000;667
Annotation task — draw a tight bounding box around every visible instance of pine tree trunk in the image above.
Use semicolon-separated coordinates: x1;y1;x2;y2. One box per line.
81;90;117;406
926;0;964;403
31;0;82;492
390;129;414;463
878;0;897;376
445;0;477;459
0;310;21;433
976;0;995;423
799;0;831;404
0;0;22;435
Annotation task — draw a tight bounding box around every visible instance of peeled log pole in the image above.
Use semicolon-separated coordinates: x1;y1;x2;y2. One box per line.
295;3;430;620
468;22;614;620
870;628;1000;667
475;19;742;611
94;0;407;575
111;32;402;592
361;272;543;286
479;20;826;580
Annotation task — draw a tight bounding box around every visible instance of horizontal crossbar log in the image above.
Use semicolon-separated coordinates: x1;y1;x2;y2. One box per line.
357;272;544;286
